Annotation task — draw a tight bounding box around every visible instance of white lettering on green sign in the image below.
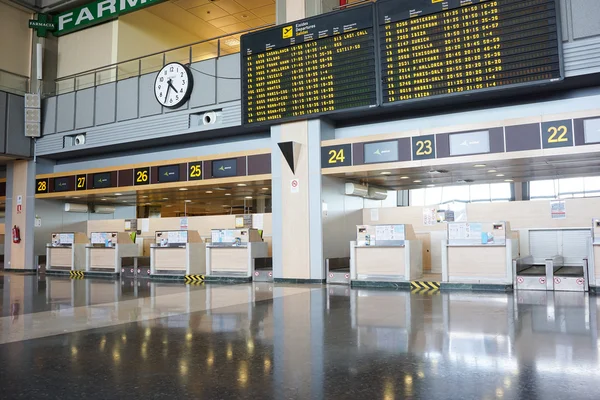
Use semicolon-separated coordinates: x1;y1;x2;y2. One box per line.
55;0;164;36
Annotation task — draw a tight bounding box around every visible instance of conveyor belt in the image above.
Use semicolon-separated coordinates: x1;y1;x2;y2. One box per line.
518;265;547;276
554;266;584;277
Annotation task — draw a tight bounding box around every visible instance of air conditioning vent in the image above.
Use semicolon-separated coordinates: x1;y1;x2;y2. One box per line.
94;206;116;214
64;203;88;213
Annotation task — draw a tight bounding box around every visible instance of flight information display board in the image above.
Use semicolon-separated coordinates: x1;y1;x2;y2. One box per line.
241;4;378;125
378;0;562;104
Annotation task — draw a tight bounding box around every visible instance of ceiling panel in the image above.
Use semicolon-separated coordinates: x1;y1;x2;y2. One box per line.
214;0;247;14
173;0;210;10
189;3;230;20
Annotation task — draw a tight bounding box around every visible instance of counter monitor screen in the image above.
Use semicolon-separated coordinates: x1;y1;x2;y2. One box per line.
377;0;562;104
241;4;378;125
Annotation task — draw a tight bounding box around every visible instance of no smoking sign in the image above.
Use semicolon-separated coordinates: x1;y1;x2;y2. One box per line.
290;178;299;193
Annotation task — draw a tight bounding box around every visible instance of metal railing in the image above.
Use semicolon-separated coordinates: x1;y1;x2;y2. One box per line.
53;24;273;96
0;68;30;96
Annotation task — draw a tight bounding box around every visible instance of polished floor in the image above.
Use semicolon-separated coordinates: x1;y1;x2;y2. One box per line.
0;273;599;399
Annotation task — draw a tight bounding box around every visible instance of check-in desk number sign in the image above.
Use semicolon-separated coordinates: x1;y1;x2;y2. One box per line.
321;144;352;168
188;162;203;180
76;175;86;190
412;135;435;160
36;179;49;194
542;120;573;149
134;167;150;185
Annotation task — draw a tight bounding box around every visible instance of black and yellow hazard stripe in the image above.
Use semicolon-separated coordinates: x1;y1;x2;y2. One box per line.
184;275;205;284
411;287;440;296
70;270;85;279
410;281;440;290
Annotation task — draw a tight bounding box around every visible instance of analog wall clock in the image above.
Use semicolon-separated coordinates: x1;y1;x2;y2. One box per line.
154;62;194;109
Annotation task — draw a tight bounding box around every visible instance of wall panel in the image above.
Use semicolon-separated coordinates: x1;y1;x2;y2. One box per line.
56;93;75;132
139;73;162;118
75;88;95;129
189;59;216;108
42;97;57;135
116;78;139;122
217;54;240;103
95;83;117;126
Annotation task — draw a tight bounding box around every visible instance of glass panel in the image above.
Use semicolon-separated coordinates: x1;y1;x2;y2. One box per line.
441;185;469;203
140;54;163;75
75;73;95;91
530;179;556;199
490;183;511;201
410;189;425;206
117;60;139;81
220;34;242;56
55;79;76;95
96;67;117;86
557;177;584;198
425;187;443;205
470;184;491;202
165;48;190;66
191;40;219;63
0;70;28;95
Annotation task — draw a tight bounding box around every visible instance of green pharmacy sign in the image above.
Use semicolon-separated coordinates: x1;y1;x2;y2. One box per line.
53;0;164;36
29;14;55;38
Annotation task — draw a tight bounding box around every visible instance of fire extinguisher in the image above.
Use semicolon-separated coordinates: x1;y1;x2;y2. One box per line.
12;225;21;244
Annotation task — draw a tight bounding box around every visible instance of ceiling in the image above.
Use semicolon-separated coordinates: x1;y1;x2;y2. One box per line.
327;152;600;190
146;0;276;40
54;179;271;217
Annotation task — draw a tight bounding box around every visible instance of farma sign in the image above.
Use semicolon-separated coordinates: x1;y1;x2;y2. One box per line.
54;0;163;36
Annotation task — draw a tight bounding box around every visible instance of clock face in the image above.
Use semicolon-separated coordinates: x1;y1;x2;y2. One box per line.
154;62;193;109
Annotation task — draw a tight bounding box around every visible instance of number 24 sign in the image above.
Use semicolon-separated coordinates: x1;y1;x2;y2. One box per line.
321;144;352;168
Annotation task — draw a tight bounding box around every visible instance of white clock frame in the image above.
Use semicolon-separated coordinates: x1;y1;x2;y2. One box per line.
153;62;194;109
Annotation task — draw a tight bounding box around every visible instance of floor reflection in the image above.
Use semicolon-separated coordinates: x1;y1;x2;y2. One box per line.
1;273;599;399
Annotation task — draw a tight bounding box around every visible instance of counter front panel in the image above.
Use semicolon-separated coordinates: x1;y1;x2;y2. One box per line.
356;247;406;277
154;248;187;270
447;246;506;278
90;248;116;269
210;248;248;273
49;247;72;268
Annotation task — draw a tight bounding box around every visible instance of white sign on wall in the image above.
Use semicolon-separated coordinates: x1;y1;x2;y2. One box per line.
290;178;299;193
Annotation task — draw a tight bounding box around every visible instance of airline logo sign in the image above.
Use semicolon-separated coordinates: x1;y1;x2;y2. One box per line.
55;0;164;36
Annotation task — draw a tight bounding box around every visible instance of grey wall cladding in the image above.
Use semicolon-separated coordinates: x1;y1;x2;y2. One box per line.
42;97;56;134
75;87;95;129
0;92;6;148
56;92;75;132
190;59;216;108
117;78;139;122
95;82;116;125
571;0;600;39
217;53;240;103
6;93;30;157
139;72;162;118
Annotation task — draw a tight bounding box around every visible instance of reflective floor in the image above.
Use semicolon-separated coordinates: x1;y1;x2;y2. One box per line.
1;273;599;399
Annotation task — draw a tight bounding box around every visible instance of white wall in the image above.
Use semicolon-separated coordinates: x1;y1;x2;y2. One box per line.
0;2;32;77
34;199;135;258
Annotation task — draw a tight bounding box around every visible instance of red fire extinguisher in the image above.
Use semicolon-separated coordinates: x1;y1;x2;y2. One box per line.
12;225;21;244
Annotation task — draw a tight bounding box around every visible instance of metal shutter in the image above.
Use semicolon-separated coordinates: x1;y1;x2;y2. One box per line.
561;229;591;266
529;230;560;264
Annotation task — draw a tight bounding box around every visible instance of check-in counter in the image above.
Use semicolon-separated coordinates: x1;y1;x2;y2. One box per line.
442;221;518;286
150;230;206;276
350;224;423;284
46;232;88;272
85;232;138;274
589;219;600;287
206;228;268;278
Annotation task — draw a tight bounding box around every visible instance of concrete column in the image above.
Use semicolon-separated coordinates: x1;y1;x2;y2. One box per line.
5;160;36;271
276;0;339;24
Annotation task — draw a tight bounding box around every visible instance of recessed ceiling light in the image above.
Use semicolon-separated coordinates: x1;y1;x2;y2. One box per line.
165;205;172;208
225;193;231;196
144;203;151;205
73;196;80;199
237;183;247;187
487;169;497;173
427;184;435;187
179;188;188;191
473;164;486;168
380;171;391;175
115;193;123;196
496;174;505;177
245;196;253;199
101;198;107;201
185;200;192;203
400;176;409;179
414;180;422;183
262;187;269;190
141;195;148;198
206;191;213;194
122;200;127;203
162;197;168;200
505;179;514;182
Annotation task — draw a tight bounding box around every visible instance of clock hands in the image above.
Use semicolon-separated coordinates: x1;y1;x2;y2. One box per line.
164;81;172;103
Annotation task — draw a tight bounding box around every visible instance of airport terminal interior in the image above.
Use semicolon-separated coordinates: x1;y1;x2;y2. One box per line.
2;0;600;398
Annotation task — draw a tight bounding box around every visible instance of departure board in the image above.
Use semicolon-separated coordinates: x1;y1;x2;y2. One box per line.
241;5;378;125
378;0;562;104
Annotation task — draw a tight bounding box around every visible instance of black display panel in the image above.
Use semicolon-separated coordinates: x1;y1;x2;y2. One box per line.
93;173;111;188
36;178;49;194
364;140;399;164
54;177;70;192
158;165;180;183
134;167;150;186
188;162;203;181
321;144;352;168
378;0;562;104
241;4;378;125
212;159;237;178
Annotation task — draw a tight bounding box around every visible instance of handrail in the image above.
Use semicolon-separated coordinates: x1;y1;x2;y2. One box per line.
0;68;30;80
0;68;30;95
55;24;273;82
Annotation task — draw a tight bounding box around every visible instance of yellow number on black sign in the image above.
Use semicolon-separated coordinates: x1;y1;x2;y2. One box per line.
37;181;47;192
190;164;201;178
77;177;86;189
136;170;148;183
416;140;433;156
328;149;345;164
547;126;568;143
